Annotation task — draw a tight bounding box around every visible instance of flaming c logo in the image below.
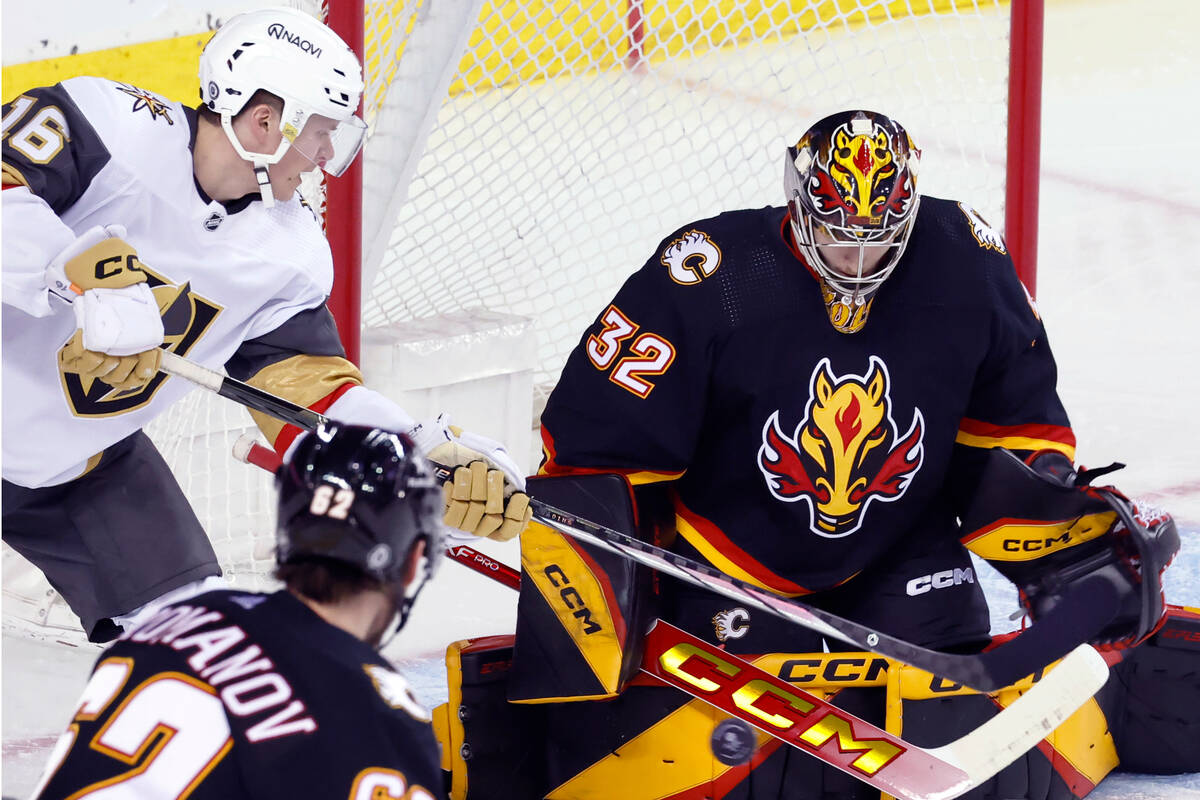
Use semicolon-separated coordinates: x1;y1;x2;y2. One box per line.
757;357;924;538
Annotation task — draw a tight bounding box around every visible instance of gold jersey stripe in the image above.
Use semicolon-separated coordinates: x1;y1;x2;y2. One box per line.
2;162;30;186
675;513;807;597
245;355;363;446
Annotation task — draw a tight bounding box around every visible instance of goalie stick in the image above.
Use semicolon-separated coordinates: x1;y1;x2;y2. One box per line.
440;550;1109;800
231;451;1105;800
174;350;1111;690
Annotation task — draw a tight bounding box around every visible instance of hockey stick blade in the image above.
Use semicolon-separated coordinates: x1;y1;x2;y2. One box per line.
533;506;1116;692
641;619;1109;800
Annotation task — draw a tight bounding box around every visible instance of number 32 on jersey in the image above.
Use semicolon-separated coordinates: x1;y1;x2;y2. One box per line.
585;304;677;398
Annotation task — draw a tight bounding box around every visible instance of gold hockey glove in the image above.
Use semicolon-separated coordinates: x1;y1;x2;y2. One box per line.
48;225;165;393
411;414;533;542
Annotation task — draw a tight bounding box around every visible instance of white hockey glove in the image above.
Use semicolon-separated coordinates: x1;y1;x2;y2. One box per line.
408;414;532;543
48;225;164;392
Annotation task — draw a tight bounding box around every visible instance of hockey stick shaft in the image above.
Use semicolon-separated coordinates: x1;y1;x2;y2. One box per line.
182;350;1101;690
160;351;327;431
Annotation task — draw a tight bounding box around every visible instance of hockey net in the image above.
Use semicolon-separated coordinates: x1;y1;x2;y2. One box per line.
3;0;1036;640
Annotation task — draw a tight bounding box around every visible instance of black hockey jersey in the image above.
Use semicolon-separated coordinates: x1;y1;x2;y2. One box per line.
32;590;443;800
540;198;1074;595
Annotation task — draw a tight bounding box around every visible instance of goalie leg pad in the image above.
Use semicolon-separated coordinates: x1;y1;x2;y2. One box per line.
433;635;549;800
1109;605;1200;773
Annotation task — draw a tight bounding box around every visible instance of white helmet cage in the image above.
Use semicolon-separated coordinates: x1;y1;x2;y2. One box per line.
199;7;366;192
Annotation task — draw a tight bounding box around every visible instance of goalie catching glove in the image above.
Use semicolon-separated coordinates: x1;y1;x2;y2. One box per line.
961;448;1180;649
47;224;164;392
409;414;532;542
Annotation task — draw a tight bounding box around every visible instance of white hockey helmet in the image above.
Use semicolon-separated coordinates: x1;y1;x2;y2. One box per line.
199;6;366;204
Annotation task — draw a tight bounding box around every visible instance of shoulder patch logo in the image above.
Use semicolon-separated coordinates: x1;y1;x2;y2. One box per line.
958;203;1006;254
661;230;721;285
116;84;175;125
363;664;431;722
758;356;924;538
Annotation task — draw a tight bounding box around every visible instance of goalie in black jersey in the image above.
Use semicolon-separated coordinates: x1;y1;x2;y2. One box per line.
494;110;1186;800
31;423;448;800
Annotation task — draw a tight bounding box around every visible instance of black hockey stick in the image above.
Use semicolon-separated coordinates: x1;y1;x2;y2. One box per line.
161;351;1115;691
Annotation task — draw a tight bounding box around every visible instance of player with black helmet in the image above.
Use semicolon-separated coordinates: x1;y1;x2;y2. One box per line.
30;423;447;799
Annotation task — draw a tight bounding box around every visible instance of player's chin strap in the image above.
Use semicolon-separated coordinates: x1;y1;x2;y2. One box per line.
253;162;276;208
378;546;438;650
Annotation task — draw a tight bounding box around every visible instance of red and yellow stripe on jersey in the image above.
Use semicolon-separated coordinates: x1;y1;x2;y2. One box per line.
539;426;684;486
674;500;817;598
956;418;1076;461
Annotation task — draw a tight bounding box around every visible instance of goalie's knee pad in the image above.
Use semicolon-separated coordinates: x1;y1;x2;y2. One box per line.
433;635;549;800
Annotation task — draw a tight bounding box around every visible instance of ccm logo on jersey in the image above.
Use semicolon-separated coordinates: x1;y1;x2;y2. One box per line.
543;564;602;635
905;567;975;596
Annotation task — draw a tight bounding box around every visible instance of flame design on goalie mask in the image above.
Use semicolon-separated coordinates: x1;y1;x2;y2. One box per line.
758;357;924;537
784;111;921;329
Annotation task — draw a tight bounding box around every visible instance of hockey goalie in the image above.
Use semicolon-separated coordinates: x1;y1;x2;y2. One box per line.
428;111;1197;800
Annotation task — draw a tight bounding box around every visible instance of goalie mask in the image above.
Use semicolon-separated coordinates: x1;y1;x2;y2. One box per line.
784;110;921;333
199;6;366;206
276;423;445;635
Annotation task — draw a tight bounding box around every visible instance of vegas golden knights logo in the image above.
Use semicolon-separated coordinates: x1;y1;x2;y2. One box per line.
758;356;924;538
57;268;221;417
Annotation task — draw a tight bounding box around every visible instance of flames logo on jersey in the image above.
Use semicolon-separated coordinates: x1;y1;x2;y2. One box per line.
58;268;222;416
712;608;750;642
661;230;721;285
805;121;914;227
958;203;1006;254
758;356;924;538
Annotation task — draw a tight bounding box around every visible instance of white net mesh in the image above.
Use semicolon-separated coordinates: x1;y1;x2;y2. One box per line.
358;0;1014;408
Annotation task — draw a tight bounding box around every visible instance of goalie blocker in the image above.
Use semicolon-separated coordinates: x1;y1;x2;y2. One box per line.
431;473;1198;799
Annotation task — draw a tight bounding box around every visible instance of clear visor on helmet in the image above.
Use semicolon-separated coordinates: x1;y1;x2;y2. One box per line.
285;112;367;177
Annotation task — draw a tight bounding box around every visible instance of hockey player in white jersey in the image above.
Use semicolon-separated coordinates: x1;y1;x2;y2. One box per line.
1;6;531;643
